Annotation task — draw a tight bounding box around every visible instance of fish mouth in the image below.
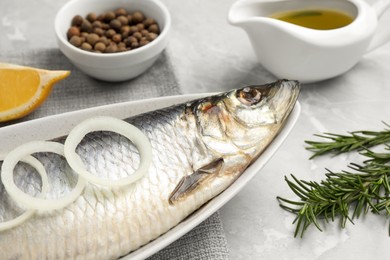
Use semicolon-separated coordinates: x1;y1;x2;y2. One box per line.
251;79;300;106
270;79;300;122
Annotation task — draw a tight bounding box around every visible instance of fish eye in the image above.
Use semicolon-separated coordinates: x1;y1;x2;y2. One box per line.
237;87;262;106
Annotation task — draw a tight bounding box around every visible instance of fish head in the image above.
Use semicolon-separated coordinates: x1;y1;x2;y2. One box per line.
192;79;300;156
170;80;300;204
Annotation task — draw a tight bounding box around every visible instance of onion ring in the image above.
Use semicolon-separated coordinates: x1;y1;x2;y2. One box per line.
64;116;152;187
0;155;49;231
1;141;87;211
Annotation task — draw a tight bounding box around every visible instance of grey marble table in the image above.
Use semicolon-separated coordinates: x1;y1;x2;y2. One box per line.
2;0;390;259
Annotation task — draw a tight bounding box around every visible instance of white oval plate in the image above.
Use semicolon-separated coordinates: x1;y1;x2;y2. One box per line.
0;94;301;259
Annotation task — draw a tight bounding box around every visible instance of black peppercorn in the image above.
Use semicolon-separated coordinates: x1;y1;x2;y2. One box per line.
98;36;109;45
146;32;158;41
80;32;89;38
104;11;116;22
121;25;131;38
94;42;106;52
109;19;122;31
129;25;139;34
105;43;118;53
141;29;149;37
117;16;129;26
132;11;145;24
81;42;93;51
118;45;127;52
80;20;93;33
124;36;138;46
71;15;84;26
148;24;159;34
133;32;142;40
69;35;82;47
139;38;149;47
105;29;116;38
112;34;122;43
143;18;156;27
115;8;128;17
92;20;103;28
86;12;97;22
136;23;145;31
87;33;100;45
67;26;80;39
130;41;139;49
94;27;104;36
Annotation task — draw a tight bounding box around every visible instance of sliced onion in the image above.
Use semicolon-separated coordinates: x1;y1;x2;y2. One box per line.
0;155;49;231
64;116;152;187
1;141;87;211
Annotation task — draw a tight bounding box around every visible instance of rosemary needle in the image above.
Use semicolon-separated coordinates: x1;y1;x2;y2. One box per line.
278;122;390;238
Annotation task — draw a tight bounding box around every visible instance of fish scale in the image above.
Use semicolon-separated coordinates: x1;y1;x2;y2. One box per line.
0;80;300;259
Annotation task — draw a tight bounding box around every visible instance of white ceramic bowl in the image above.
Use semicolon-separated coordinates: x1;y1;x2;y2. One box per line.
54;0;171;82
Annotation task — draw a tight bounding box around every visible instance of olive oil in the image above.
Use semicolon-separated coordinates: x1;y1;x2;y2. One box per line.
270;9;354;30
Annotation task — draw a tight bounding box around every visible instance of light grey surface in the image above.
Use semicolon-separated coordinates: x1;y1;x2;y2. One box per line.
2;0;390;259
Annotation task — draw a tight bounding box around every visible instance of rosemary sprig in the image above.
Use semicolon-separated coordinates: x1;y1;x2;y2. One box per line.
305;122;390;159
277;163;390;237
278;123;390;238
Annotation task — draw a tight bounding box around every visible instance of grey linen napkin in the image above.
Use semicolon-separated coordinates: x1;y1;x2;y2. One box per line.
0;49;229;259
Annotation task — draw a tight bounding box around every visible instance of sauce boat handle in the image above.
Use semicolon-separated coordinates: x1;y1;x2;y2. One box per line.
373;0;390;16
367;0;390;52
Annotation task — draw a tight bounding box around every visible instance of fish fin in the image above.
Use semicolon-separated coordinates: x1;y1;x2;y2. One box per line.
168;158;224;205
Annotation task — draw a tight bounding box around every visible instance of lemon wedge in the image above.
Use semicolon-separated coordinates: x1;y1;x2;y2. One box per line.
0;63;70;123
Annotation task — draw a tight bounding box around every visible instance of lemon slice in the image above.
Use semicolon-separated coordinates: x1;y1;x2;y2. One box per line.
0;63;70;122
